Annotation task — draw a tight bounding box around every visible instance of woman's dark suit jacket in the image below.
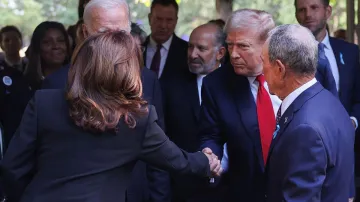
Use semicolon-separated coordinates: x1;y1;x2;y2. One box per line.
0;89;210;202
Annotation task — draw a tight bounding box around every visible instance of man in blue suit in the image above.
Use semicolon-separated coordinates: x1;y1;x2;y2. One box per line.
199;9;281;202
295;0;360;199
41;0;164;202
262;24;355;202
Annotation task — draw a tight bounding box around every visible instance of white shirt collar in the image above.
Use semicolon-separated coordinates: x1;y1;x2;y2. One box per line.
247;76;256;84
281;78;317;116
149;35;173;51
320;32;331;49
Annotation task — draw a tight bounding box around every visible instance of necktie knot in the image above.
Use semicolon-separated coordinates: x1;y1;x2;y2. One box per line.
276;105;282;124
156;44;162;50
256;74;265;86
318;43;326;59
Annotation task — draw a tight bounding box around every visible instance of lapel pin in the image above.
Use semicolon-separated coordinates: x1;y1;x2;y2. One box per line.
0;66;4;71
340;52;345;65
273;125;280;139
284;117;288;123
2;76;12;86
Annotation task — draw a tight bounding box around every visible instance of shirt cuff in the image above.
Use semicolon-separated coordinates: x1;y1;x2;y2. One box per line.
350;116;358;130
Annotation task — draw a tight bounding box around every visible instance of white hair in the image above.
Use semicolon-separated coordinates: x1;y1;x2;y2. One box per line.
224;9;275;41
83;0;131;32
267;24;318;76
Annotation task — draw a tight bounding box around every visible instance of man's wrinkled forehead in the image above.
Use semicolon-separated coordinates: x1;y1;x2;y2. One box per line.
88;7;130;33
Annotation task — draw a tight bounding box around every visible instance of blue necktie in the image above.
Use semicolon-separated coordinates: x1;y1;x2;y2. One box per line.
316;43;338;97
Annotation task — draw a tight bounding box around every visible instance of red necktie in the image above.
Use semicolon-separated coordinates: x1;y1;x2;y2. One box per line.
256;75;275;164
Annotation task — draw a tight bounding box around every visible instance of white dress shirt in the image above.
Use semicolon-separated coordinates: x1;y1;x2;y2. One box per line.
321;32;358;129
281;78;317;116
221;76;282;172
197;75;206;104
146;35;173;79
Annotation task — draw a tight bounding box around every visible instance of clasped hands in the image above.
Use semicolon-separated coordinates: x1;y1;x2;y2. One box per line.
202;147;223;177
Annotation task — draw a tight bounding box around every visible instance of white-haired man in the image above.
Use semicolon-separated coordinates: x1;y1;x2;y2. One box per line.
41;0;166;202
199;9;281;202
263;24;354;202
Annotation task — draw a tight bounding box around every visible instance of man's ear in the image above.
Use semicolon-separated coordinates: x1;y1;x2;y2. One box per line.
325;5;332;21
216;46;226;61
275;59;286;78
148;13;152;25
82;24;89;39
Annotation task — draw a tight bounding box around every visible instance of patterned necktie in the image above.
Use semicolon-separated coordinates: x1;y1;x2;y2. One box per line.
256;75;276;164
276;105;281;125
150;44;162;77
317;43;337;96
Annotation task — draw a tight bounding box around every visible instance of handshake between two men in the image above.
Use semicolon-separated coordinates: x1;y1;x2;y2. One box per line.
202;147;223;177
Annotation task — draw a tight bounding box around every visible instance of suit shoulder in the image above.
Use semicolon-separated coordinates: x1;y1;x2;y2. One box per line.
203;64;232;84
34;89;65;101
173;35;188;48
331;37;359;52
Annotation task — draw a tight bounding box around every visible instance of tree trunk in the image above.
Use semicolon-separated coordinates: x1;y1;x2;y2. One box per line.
346;0;355;43
216;0;233;21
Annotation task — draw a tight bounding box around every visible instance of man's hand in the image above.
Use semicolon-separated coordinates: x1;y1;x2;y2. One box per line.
202;147;223;176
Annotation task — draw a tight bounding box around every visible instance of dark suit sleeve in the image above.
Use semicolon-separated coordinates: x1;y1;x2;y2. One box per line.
279;124;326;202
350;47;360;129
140;106;210;177
0;93;38;201
146;75;171;202
198;79;225;158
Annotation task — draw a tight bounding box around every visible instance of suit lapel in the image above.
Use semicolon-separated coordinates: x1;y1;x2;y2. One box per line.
268;105;294;156
160;34;178;80
268;82;324;156
231;73;264;168
329;37;346;101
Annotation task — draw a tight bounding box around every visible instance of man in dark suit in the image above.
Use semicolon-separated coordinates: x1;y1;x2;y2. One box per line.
163;23;226;202
41;0;164;202
199;9;282;202
142;0;189;201
295;0;360;199
262;24;354;202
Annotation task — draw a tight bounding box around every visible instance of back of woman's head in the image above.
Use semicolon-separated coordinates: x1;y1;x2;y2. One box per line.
67;31;147;133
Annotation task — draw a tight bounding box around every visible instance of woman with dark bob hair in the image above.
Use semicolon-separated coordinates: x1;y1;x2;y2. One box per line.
0;31;221;202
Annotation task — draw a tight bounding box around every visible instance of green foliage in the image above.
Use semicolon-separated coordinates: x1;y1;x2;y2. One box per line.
0;0;350;46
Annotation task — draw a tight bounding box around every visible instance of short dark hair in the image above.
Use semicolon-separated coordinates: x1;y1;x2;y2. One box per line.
150;0;179;13
131;23;147;44
211;24;226;48
0;25;22;42
208;19;226;29
294;0;330;8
